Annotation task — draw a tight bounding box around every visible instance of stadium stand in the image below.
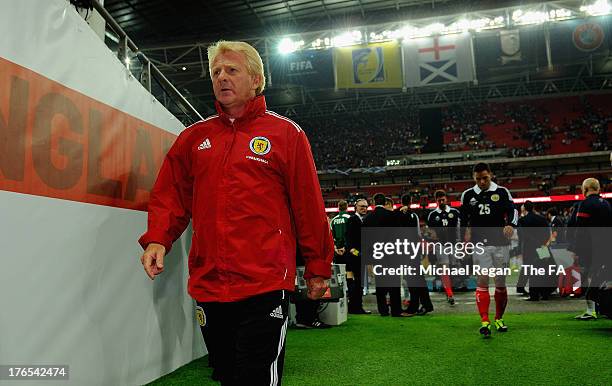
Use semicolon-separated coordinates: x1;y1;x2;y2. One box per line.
302;94;611;171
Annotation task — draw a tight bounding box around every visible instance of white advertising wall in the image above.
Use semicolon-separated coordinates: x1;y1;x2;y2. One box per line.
0;0;205;385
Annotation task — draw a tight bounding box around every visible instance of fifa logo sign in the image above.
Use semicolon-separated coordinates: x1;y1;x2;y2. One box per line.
289;61;313;72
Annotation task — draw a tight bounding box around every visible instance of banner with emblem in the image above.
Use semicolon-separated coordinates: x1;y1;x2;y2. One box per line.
500;29;522;65
334;41;403;89
549;17;610;64
402;33;475;87
473;28;542;81
270;49;334;88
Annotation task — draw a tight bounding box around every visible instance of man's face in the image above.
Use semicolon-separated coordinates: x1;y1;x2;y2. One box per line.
355;201;368;215
211;51;260;110
384;202;393;211
436;195;447;209
473;170;492;191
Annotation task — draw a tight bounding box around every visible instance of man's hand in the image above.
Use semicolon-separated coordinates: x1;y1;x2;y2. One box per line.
141;243;166;280
306;276;329;300
350;248;359;256
429;229;439;241
551;230;558;241
334;247;346;256
503;225;514;239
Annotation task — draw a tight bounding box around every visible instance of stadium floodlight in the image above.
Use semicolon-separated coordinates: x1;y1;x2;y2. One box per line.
395;25;418;40
444;19;470;34
512;9;549;25
478;16;505;30
403;23;444;38
278;38;304;54
311;38;323;49
311;37;332;49
420;22;445;37
580;0;612;16
370;30;395;42
455;19;471;32
331;30;362;47
278;38;294;54
549;8;573;20
441;17;506;35
369;31;384;42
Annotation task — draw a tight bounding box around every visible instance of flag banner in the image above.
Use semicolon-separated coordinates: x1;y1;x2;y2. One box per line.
403;33;474;87
473;28;543;81
270;49;334;88
500;29;522;65
549;16;611;64
334;41;402;89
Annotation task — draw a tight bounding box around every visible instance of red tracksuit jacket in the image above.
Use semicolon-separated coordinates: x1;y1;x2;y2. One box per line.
139;95;334;302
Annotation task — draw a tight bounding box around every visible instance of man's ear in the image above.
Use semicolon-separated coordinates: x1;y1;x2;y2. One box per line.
252;74;262;91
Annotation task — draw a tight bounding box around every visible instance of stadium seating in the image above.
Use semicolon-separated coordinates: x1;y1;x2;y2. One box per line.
302;94;611;170
443;95;609;157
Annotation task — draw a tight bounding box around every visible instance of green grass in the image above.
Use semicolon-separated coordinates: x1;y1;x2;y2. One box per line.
150;313;611;385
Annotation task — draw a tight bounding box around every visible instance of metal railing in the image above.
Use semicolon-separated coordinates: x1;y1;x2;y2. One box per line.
90;0;203;123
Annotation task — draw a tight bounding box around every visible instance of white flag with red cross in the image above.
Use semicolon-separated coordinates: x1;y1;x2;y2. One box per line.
402;33;475;87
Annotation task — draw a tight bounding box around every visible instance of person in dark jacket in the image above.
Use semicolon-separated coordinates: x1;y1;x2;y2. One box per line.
546;207;565;244
345;198;371;314
568;178;612;319
398;194;434;315
363;193;409;317
517;201;553;301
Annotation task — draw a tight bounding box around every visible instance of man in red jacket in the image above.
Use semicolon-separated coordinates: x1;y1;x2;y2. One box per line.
138;40;333;385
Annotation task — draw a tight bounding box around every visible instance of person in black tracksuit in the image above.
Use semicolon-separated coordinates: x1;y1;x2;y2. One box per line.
568;178;612;319
363;193;406;317
397;194;433;315
546;207;565;244
345;198;370;314
517;201;553;301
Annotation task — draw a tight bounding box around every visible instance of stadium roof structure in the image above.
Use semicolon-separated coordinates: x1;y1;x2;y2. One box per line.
98;0;612;122
104;0;543;45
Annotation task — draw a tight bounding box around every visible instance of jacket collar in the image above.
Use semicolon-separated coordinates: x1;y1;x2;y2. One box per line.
435;205;451;213
473;181;498;194
214;95;267;126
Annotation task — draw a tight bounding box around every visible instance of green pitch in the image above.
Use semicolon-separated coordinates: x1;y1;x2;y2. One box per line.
149;313;611;385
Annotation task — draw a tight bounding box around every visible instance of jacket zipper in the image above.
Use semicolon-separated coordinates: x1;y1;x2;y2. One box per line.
220;120;238;299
